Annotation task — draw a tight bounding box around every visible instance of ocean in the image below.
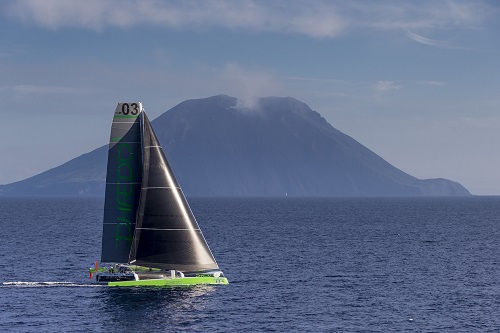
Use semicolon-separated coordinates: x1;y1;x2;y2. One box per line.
1;196;499;332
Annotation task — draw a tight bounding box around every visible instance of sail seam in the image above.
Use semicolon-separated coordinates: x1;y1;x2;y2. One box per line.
136;228;200;231
142;186;179;189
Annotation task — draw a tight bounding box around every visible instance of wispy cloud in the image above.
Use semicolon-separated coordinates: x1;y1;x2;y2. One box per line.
0;45;27;58
286;76;351;85
221;63;284;102
359;1;487;31
406;31;454;48
3;0;346;37
373;81;399;92
2;0;491;38
458;116;500;129
416;80;446;86
0;52;14;58
9;84;89;95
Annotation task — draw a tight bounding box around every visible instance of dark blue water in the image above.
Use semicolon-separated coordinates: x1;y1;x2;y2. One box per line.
1;197;500;332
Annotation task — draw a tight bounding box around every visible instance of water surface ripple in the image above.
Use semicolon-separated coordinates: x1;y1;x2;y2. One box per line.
1;197;499;332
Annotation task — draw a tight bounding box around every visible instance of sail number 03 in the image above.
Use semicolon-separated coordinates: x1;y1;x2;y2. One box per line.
121;103;140;115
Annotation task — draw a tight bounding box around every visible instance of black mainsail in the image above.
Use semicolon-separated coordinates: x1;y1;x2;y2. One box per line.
101;102;219;272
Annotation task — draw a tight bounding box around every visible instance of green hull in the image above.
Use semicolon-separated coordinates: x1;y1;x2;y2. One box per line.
108;276;229;287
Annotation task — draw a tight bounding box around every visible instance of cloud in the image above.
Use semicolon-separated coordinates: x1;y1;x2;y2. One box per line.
2;0;491;38
416;80;446;86
221;63;284;104
11;84;88;95
406;31;454;48
0;52;14;58
458;116;500;129
0;45;27;58
359;1;487;31
3;0;346;37
286;76;350;85
373;81;399;92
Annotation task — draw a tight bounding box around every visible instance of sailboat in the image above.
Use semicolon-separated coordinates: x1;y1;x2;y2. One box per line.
89;102;228;286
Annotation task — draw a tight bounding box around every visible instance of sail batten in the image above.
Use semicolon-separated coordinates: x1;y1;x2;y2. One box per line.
142;186;178;189
137;228;200;230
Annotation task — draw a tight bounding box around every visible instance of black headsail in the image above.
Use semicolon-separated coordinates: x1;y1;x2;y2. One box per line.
101;103;143;263
129;112;219;272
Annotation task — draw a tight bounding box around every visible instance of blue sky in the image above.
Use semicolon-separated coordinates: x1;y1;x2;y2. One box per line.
1;0;499;194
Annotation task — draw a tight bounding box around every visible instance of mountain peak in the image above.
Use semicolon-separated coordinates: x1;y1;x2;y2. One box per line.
0;95;470;197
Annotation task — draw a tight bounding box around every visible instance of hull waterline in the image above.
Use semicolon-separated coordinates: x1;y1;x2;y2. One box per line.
107;276;229;287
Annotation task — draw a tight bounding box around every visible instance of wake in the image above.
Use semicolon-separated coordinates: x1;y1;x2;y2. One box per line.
1;281;104;288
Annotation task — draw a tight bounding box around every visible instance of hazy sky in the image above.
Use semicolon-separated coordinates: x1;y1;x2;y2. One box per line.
1;0;499;194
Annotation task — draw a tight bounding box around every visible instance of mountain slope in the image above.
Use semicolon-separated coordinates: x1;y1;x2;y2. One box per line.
0;95;470;196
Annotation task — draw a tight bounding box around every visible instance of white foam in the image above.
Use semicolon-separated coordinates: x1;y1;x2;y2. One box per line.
1;281;103;288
